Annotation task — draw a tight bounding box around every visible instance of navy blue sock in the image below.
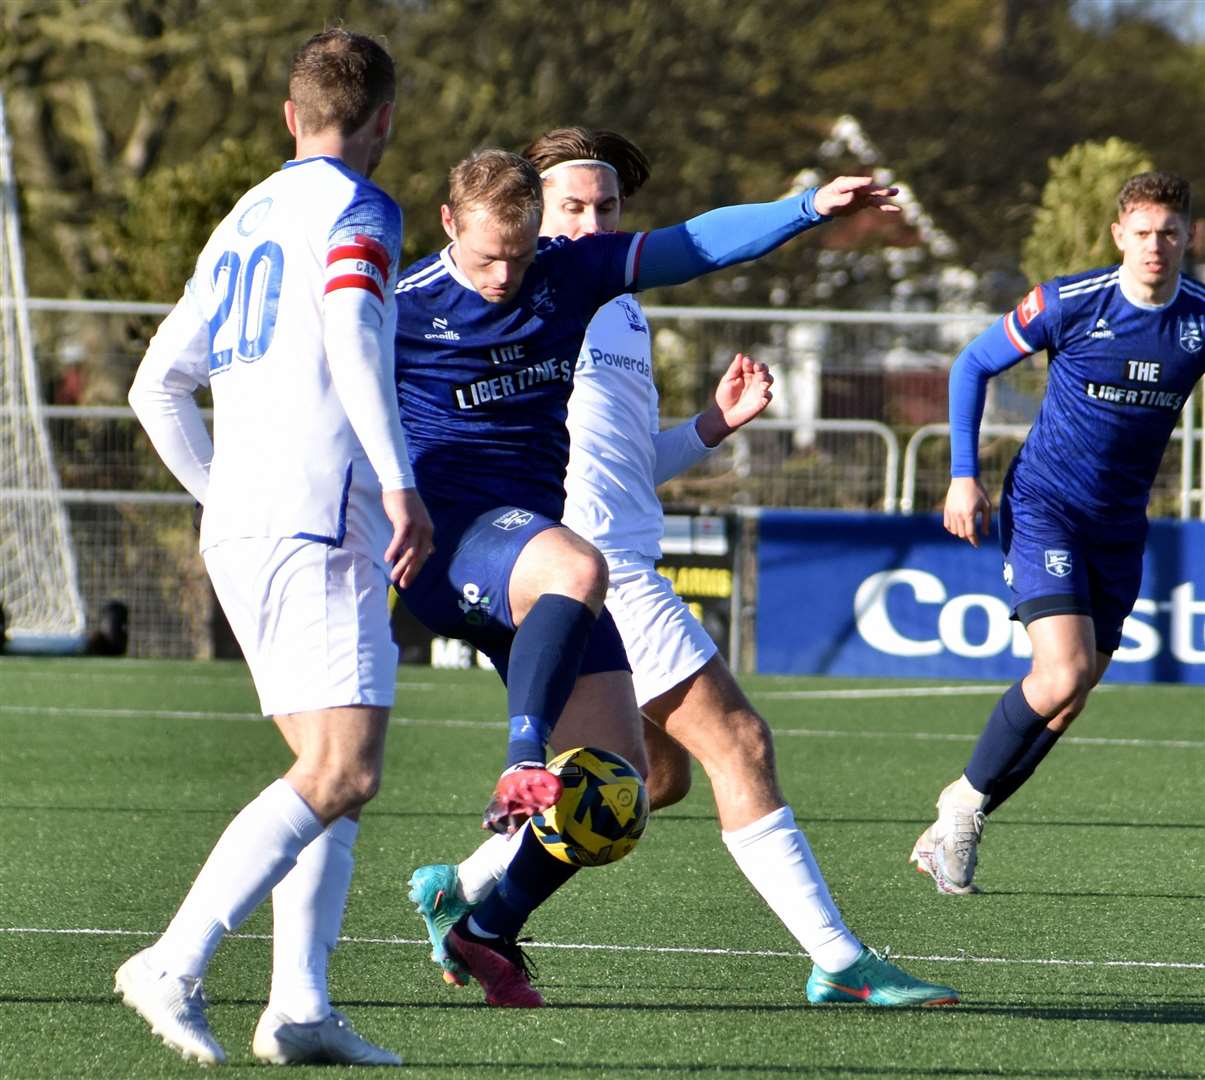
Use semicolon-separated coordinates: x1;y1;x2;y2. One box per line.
984;726;1062;814
505;594;596;767
964;681;1051;795
470;827;578;940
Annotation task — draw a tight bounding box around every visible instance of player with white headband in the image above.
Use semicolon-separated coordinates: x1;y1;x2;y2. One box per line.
405;128;960;1009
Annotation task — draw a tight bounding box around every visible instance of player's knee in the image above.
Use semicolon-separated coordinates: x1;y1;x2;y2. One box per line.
548;543;608;607
331;763;382;814
1032;663;1094;716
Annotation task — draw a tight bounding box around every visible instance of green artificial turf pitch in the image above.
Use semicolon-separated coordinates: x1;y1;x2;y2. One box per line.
1;658;1202;1078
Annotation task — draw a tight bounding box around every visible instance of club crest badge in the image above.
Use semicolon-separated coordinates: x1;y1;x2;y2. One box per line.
1179;317;1202;354
1044;549;1072;578
492;509;534;531
529;280;556;315
617;297;648;334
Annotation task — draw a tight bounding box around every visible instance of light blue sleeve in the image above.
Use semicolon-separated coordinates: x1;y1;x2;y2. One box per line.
652;417;711;486
634;188;828;289
949;318;1029;477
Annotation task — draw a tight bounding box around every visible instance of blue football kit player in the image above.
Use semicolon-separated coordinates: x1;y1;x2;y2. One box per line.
393;149;899;1003
407;128;961;1010
913;172;1203;895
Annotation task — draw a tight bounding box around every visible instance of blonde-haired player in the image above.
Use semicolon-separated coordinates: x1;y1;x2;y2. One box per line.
408;128;958;1008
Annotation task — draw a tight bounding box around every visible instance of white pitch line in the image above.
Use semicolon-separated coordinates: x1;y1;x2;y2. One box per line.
3;925;1201;971
1;703;1198;749
753;684;1120;700
1;669;442;691
769;727;1205;750
0;704;505;729
755;685;1012;699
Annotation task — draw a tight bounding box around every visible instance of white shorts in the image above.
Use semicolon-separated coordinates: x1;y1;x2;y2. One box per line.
204;538;397;716
603;552;718;708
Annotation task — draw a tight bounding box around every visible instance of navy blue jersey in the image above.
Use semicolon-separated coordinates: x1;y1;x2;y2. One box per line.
394;233;641;519
952;268;1205;535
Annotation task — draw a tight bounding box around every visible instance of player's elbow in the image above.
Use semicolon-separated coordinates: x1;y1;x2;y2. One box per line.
127;376;151;422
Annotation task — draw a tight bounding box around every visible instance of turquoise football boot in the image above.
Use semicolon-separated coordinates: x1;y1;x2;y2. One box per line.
406;864;474;987
806;947;960;1006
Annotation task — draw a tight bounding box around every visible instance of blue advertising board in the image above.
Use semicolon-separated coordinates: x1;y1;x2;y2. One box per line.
756;511;1205;685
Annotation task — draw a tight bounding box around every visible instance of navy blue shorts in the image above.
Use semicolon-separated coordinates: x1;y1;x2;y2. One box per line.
399;503;630;679
999;492;1144;655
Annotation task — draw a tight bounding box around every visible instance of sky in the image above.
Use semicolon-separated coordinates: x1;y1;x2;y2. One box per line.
1073;0;1205;42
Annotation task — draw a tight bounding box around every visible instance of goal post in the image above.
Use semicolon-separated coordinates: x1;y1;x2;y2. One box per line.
0;91;87;652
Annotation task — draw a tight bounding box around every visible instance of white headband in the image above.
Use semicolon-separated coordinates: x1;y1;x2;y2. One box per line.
539;158;619;180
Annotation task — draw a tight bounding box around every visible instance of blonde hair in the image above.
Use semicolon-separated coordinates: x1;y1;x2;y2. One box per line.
447;150;543;232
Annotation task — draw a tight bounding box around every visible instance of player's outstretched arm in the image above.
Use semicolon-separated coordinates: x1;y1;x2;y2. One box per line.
944;475;992;548
634;177;900;291
382;487;434;588
812;175;900;217
695;352;774;447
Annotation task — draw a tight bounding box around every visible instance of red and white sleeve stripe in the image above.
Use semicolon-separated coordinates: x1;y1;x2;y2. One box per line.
1002;310;1035;355
324;234;392;304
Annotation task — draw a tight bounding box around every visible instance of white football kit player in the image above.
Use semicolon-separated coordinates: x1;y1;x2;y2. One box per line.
561;294;718;705
130;156;412;714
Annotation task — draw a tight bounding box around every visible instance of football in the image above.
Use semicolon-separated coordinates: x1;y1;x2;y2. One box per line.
531;746;649;867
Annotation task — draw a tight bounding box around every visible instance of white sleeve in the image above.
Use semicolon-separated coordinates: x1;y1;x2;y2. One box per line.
323;286;413;491
650;374;711;486
128;283;214;503
652;417;712;485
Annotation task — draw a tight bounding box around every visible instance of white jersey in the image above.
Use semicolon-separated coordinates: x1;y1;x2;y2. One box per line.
129;156;412;565
562;296;711;558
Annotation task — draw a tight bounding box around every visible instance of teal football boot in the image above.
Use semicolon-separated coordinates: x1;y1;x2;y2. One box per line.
807;947;960;1006
406;864;474;987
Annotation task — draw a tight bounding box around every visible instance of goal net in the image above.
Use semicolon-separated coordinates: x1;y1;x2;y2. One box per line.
0;91;86;651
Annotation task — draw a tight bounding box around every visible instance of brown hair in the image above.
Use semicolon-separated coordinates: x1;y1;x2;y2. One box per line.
447;150;544;233
1117;171;1191;218
288;29;395;136
523;127;651;199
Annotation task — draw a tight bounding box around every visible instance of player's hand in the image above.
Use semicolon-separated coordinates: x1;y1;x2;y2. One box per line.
943;476;992;548
382;487;434;588
813;176;900;217
696;353;774;447
482;762;563;835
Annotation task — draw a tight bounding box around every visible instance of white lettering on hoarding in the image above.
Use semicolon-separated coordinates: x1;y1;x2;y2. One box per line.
854;571;1204;666
937;593;1013;658
1170;583;1205;664
854;571;944;657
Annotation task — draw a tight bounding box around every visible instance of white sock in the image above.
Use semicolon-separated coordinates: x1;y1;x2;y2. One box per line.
150;779;324;978
465;915;499;940
267;816;359;1023
946;774;989;809
722;805;863;973
457;828;523;904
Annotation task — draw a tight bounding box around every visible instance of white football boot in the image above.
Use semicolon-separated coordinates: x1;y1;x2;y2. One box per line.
910;778;986;895
252;1008;402;1066
114;948;226;1065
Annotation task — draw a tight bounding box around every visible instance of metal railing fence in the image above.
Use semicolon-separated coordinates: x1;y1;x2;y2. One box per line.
4;298;1201;658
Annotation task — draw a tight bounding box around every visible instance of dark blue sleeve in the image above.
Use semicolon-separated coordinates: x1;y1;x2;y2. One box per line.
634;188;828;289
949;318;1029;477
556;233;644;313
